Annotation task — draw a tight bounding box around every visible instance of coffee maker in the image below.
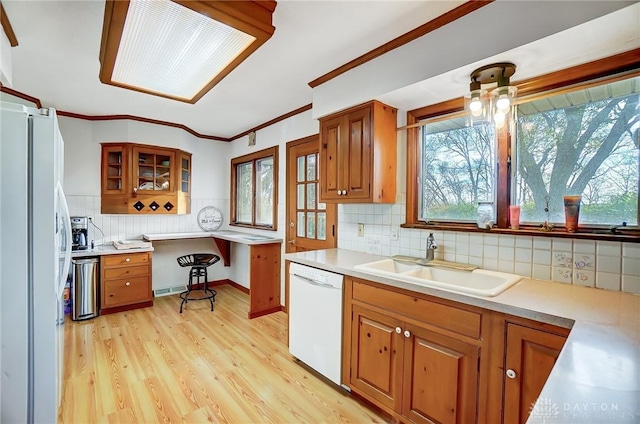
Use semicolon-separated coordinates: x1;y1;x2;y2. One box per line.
71;216;89;251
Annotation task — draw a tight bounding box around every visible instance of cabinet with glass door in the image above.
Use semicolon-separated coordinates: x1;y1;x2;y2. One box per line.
101;142;191;214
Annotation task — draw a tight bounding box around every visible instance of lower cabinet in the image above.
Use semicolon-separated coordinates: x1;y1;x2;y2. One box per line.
100;252;153;314
503;323;568;424
346;278;482;424
343;276;569;424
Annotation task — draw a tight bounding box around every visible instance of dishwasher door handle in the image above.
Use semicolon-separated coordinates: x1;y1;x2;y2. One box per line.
291;273;340;289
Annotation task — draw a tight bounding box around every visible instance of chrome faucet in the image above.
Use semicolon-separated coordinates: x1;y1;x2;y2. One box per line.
426;232;437;262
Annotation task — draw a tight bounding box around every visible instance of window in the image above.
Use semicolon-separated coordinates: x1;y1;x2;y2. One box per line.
406;51;639;237
231;146;278;230
419;116;496;222
515;77;638;226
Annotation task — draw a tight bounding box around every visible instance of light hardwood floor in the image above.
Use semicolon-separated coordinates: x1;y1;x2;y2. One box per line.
60;284;389;423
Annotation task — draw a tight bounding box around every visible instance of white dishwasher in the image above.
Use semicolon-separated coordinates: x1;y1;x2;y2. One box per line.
289;262;344;386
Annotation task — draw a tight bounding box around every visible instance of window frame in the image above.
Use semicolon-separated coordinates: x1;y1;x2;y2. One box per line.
405;49;640;240
230;145;279;230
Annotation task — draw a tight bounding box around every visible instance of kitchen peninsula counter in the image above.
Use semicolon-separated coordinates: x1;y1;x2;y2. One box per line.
284;248;640;424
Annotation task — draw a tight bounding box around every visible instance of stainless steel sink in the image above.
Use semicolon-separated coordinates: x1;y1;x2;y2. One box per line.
353;258;522;297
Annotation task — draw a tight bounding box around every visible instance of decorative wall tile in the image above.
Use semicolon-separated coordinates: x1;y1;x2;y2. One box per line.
552;267;573;283
552;252;573;268
573;254;595;270
573;270;594;287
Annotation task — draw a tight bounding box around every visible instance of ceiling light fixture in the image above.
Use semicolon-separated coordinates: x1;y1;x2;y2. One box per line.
99;0;276;103
465;62;516;128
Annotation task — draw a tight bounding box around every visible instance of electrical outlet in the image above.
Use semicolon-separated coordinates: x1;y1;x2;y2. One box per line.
357;223;365;237
390;227;399;241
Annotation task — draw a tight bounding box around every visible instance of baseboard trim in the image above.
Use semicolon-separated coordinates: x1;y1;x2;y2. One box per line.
100;300;153;315
248;306;283;319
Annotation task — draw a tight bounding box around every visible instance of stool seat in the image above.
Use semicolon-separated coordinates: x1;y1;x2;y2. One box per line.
176;253;220;313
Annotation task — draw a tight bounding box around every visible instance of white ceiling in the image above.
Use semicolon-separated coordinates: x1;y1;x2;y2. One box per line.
3;1;638;141
2;0;465;139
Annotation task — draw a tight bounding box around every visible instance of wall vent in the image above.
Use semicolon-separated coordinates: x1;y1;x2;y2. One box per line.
153;285;187;297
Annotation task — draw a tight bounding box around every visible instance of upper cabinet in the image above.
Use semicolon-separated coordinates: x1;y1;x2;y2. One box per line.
319;100;397;203
101;143;191;214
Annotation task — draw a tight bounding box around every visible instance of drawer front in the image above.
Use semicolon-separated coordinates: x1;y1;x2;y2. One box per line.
352;280;482;339
104;264;148;280
102;276;150;307
103;252;149;267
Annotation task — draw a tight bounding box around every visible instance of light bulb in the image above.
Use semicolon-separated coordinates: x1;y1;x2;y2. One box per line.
470;98;483;116
496;94;511;111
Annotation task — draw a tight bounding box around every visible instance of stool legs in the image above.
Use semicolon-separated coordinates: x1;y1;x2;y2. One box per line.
179;265;216;313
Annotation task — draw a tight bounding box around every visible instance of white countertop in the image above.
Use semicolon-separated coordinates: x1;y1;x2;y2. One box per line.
284;248;640;423
70;244;154;258
142;230;282;245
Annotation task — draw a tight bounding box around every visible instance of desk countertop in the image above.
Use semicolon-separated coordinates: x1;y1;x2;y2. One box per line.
71;244;154;258
142;230;282;245
284;248;640;424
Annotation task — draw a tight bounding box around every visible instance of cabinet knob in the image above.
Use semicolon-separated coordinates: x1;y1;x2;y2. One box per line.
125;258;131;262
404;330;411;338
125;281;131;286
395;327;402;334
506;369;517;379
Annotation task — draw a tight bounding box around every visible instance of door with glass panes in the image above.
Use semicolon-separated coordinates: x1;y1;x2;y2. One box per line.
286;136;337;252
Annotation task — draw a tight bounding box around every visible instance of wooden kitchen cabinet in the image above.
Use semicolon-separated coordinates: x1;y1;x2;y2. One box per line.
100;251;152;314
101;142;191;214
319;100;397;203
503;322;568;424
346;278;482;424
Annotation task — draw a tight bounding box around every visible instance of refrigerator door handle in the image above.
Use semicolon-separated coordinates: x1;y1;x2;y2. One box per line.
56;181;72;298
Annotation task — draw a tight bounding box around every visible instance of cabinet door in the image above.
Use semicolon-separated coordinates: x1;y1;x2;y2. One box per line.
350;304;404;412
402;323;479;424
101;144;128;195
504;324;567;424
319;114;343;201
132;146;175;193
342;106;371;200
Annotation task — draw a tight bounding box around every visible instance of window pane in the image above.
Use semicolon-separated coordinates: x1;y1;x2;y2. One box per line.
236;162;253;223
317;212;326;240
255;156;274;226
297;184;305;209
307;212;315;238
297;212;305;237
515;77;639;225
420;118;496;221
307;153;316;181
306;182;316;209
297;156;305;182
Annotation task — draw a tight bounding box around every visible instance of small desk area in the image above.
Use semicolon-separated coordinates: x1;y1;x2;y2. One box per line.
143;230;283;318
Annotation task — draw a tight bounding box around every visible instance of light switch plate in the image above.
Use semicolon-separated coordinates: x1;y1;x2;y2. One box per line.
248;131;256;146
357;223;365;237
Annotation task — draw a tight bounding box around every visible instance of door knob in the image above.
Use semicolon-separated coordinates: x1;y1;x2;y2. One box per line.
506;369;517;379
395;327;402;334
125;257;130;262
125;281;131;287
404;330;411;338
288;239;296;244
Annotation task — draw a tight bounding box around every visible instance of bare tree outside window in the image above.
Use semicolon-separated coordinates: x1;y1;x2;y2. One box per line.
516;77;639;226
420;117;496;222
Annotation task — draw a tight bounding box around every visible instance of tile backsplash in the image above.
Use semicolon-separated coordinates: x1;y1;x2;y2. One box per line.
337;194;640;295
66;196;229;244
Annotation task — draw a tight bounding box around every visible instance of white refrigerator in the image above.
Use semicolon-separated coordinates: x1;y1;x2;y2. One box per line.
0;101;72;423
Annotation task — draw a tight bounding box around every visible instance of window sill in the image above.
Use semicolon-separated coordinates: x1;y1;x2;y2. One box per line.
401;223;640;243
230;222;277;232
